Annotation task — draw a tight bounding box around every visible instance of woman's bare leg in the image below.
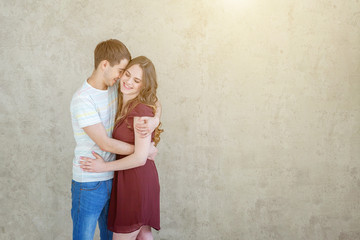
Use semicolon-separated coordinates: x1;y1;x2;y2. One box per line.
136;226;153;240
113;229;141;240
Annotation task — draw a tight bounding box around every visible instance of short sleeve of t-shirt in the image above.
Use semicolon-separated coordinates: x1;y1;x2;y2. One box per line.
72;96;102;128
128;103;154;118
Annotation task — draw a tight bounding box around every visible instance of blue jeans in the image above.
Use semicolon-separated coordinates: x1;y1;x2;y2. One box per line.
71;179;113;240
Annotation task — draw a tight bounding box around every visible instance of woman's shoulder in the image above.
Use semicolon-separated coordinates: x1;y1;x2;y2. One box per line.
128;103;154;118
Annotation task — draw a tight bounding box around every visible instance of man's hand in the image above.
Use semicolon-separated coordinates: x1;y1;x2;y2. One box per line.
147;142;158;161
79;151;108;173
135;116;160;138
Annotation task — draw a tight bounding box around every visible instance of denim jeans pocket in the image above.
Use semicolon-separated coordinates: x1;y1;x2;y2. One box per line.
80;181;102;191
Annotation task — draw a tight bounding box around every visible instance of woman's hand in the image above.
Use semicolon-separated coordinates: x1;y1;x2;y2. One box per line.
80;151;108;173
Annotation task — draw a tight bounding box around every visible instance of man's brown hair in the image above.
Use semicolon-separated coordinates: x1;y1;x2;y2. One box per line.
94;39;131;69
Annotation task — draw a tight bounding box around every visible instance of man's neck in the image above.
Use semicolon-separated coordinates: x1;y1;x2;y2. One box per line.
87;71;108;90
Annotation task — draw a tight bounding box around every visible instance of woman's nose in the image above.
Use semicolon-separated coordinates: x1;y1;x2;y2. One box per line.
125;78;133;85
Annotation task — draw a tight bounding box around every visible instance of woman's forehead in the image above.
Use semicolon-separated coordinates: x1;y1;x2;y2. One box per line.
127;64;143;79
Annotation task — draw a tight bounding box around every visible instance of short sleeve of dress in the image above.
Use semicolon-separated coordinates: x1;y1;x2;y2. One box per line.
128;103;154;118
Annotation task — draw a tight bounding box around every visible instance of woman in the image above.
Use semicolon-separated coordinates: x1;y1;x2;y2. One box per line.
80;56;162;240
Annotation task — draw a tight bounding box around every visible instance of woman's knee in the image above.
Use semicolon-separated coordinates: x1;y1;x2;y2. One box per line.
137;226;153;240
113;229;140;240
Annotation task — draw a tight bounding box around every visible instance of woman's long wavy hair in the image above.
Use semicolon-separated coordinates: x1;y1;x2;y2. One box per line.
114;56;163;145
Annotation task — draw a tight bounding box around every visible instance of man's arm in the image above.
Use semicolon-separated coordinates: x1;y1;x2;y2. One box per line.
80;116;153;172
154;100;162;119
83;123;134;155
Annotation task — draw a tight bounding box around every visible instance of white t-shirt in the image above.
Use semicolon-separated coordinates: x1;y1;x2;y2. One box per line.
70;80;118;182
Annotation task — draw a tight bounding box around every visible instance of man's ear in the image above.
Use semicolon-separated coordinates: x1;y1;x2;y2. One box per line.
99;60;109;70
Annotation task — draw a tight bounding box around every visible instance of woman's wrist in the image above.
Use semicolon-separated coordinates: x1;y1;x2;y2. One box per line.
105;161;113;172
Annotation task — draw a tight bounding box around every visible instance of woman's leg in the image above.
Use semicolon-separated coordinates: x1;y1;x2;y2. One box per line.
113;229;141;240
136;226;153;240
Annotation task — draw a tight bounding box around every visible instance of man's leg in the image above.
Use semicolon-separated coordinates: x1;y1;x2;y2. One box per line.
71;180;109;240
98;179;113;240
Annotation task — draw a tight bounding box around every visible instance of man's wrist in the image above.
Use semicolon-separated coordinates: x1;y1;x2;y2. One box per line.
154;117;160;128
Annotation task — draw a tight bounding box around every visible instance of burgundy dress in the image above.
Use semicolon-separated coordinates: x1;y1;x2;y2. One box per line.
107;103;160;233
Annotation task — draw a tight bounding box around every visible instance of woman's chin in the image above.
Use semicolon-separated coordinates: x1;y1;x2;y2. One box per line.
120;88;129;95
121;92;139;100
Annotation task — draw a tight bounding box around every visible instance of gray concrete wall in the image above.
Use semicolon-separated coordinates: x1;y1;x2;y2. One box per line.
1;0;359;239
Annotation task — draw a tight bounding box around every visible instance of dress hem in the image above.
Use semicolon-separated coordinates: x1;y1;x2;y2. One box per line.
108;224;160;234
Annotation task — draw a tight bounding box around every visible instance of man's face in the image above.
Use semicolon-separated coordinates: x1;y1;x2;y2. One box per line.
104;59;129;87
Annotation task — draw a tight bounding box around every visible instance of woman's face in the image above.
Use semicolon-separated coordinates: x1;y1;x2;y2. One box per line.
120;64;143;98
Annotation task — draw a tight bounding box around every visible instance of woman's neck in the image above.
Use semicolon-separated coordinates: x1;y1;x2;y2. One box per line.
122;94;137;111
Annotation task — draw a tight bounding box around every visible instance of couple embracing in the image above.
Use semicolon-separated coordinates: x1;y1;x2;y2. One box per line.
70;39;162;240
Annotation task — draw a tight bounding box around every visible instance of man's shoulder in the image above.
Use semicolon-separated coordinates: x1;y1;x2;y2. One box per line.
70;82;93;111
72;82;92;99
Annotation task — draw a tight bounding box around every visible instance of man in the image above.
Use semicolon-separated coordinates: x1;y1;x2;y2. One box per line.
70;39;160;240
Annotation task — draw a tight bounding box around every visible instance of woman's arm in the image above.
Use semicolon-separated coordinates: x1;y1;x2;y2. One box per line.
135;100;162;136
80;116;152;172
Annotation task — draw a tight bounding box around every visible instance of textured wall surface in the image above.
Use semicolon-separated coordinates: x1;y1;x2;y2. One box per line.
1;0;359;239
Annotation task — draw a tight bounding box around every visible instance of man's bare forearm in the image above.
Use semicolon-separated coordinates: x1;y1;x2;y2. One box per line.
155;100;162;119
83;123;134;155
102;138;134;155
